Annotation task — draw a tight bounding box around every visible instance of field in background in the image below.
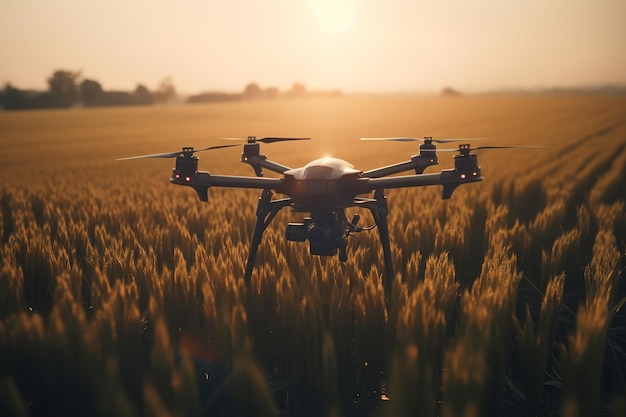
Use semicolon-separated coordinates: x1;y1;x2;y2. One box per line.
1;95;625;417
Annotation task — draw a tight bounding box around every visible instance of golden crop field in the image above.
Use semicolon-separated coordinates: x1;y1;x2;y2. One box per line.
1;94;625;417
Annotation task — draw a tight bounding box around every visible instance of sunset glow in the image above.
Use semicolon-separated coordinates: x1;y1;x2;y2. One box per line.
1;0;625;93
308;0;358;33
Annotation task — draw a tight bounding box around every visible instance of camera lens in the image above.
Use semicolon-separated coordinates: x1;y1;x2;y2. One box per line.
307;224;331;246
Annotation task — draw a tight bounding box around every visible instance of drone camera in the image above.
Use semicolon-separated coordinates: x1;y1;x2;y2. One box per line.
286;217;339;256
286;218;313;242
307;222;337;256
307;224;332;247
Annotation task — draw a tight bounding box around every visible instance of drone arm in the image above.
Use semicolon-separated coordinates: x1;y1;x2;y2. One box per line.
171;172;285;201
367;172;446;188
200;173;283;190
362;160;417;178
366;170;483;199
241;153;291;176
363;154;438;177
259;159;291;174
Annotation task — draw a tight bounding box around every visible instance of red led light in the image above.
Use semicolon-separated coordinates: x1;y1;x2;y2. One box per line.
460;173;466;179
473;172;477;176
175;174;180;179
185;176;191;182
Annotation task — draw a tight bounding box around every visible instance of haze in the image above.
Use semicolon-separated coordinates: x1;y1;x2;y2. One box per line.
1;0;625;93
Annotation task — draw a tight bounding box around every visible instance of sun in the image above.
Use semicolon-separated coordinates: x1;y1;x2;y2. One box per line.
308;0;359;33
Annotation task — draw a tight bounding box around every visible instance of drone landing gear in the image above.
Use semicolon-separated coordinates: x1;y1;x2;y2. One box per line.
364;190;394;295
243;190;394;295
244;189;291;284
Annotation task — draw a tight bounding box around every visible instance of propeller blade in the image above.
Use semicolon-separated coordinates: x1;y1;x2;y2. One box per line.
258;137;311;143
431;138;485;143
361;137;484;143
116;144;240;161
116;150;184;160
194;144;241;152
221;136;311;143
437;145;549;152
361;137;417;142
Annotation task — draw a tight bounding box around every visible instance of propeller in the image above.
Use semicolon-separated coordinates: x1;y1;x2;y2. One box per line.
361;136;484;143
437;145;548;152
222;136;311;144
116;144;240;160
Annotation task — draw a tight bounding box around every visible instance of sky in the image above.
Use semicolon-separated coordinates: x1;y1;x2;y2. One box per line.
1;0;625;94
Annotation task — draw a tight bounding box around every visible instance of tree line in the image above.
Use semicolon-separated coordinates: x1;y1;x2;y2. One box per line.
0;70;177;110
186;82;342;104
1;70;343;111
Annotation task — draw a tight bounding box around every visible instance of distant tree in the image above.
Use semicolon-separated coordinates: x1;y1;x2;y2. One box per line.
133;84;154;105
288;82;308;98
100;91;133;106
186;92;242;104
263;87;280;99
1;83;27;110
0;84;56;110
47;70;81;107
80;79;104;107
243;82;262;99
154;77;177;104
28;92;56;109
441;86;462;96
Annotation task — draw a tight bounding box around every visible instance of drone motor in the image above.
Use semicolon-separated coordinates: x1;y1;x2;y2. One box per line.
172;147;199;182
453;144;481;179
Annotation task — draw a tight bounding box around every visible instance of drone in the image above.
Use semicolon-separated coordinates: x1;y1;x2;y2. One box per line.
119;136;538;292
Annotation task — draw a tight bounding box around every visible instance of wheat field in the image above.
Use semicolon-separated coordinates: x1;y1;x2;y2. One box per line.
1;94;625;417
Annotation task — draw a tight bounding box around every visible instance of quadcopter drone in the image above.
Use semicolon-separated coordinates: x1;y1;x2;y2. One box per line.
119;136;536;292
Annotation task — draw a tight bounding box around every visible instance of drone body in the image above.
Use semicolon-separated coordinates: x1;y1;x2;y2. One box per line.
118;136;545;293
131;135;487;293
